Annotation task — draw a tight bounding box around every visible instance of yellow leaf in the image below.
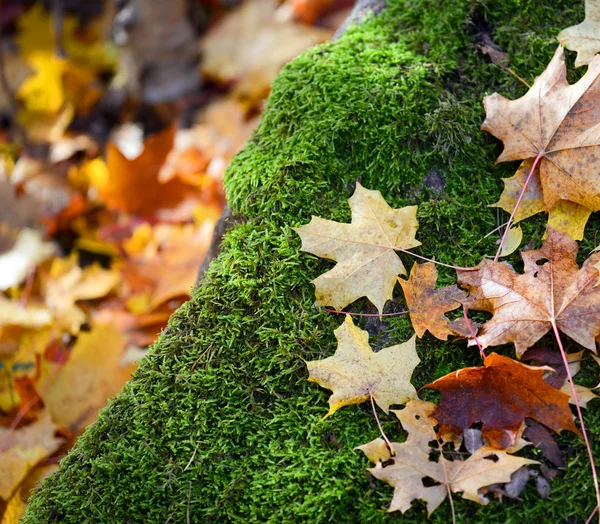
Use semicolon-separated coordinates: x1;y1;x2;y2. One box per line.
558;0;600;67
547;200;592;241
306;316;420;417
1;490;26;523
294;183;420;313
17;53;67;114
39;322;134;430
498;225;522;258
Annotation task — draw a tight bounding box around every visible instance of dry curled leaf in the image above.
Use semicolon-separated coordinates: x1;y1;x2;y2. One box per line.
482;46;600;211
398;262;470;340
425;352;579;449
306;316;419;417
558;0;600;67
358;399;536;516
458;228;600;356
294;183;420;313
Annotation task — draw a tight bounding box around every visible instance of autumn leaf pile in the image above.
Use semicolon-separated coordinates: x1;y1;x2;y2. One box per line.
295;4;600;519
0;0;343;520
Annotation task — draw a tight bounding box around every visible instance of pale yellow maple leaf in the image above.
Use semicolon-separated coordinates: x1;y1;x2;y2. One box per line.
558;0;600;67
306;316;419;417
294;183;420;313
357;399;537;516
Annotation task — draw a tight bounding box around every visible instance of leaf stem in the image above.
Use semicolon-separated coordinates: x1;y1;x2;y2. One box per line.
551;320;600;522
325;308;409;317
447;485;456;524
494;153;543;261
394;248;477;271
463;305;485;360
369;390;395;456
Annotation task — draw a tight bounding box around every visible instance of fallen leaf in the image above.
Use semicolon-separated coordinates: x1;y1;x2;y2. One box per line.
306;316;419;417
0;229;55;291
1;489;26;523
398;262;469;340
482;46;600;211
0;412;62;500
547;200;592;241
425;352;579;449
491;159;544;224
523;419;566;467
38;322;134;430
294;183;420;313
558;0;600;67
458;228;600;356
561;382;599;408
42;256;120;333
358;399;536;515
498;225;522;257
200;0;331;103
91;125;194;216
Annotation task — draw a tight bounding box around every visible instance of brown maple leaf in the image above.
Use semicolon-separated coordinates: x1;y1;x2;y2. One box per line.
458;228;600;356
425;352;579;449
482;46;600;211
398;262;470;340
358;399;536;515
558;0;600;67
294;183;420;313
306;316;419;417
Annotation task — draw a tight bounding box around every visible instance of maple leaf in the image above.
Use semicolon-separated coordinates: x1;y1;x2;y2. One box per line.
42;256;120;334
482;46;600;211
425;352;579;449
294;183;420;313
558;0;600;67
306;316;419;417
491;159;592;241
90;125;194;216
398;262;470;340
458;228;600;356
358;400;536;515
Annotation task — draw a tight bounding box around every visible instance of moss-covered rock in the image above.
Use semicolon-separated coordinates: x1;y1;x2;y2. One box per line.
24;0;600;521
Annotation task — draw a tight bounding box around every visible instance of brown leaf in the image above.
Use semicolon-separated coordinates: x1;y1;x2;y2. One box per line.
523;419;566;468
357;399;536;516
458;228;600;356
482;46;600;211
558;0;600;67
425;352;579;449
306;316;419;417
294;183;420;313
398;262;469;340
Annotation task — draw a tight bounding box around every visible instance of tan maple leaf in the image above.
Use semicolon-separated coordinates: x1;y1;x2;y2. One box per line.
482;46;600;211
294;183;420;313
357;399;536;515
458;228;600;356
306;316;419;417
398;262;470;340
558;0;600;67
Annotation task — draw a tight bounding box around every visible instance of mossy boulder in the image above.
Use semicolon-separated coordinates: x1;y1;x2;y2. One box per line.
24;0;600;521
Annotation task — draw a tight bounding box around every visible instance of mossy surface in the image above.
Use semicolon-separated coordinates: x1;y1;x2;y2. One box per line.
24;1;600;522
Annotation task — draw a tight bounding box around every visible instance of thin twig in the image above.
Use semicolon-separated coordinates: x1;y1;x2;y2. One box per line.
505;67;531;88
369;390;395;456
586;505;599;524
494;153;542;261
551;321;600;523
186;481;192;524
184;444;199;471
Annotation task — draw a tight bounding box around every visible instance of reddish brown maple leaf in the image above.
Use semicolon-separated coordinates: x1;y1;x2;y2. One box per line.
425;352;579;449
398;262;470;340
458;228;600;356
482;46;600;211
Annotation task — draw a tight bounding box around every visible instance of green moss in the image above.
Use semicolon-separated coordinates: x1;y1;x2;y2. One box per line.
24;0;600;522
